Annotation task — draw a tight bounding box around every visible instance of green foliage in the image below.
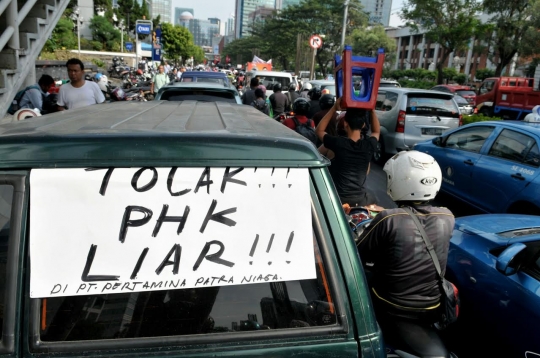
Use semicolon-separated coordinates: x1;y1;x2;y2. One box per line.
482;0;540;76
461;114;501;125
160;23;196;62
442;67;458;81
386;68;436;82
525;59;540;78
43;17;77;52
402;0;482;84
191;46;206;64
89;16;121;51
475;68;495;81
90;40;104;51
454;73;468;85
398;80;436;89
347;25;396;61
92;58;106;68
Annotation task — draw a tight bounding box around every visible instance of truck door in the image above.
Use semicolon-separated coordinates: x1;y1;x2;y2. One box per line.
477;79;497;108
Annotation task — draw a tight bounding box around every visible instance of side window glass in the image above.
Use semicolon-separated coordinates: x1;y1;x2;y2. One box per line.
488;129;535;163
479;80;494;94
39;235;337;342
381;92;398;111
0;185;14;338
445;126;494;153
523;144;540;168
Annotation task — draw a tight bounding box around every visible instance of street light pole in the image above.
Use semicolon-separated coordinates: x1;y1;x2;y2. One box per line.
72;8;84;58
340;0;350;51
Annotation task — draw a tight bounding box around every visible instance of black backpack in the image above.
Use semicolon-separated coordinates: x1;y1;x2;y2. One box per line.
292;117;318;145
8;85;40;114
252;99;269;115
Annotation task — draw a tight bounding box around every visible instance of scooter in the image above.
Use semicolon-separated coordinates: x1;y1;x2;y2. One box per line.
346;205;458;358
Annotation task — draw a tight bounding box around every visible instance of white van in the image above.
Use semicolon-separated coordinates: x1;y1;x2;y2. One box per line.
245;70;293;96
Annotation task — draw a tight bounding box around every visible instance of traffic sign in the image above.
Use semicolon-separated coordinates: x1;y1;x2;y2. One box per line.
309;35;323;49
137;24;151;34
125;42;133;51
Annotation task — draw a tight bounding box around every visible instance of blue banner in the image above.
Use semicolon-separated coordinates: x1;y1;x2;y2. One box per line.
137;24;151;34
125;42;133;51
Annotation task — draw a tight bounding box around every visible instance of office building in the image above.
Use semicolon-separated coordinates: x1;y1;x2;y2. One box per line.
234;0;275;39
225;15;235;36
174;7;194;26
149;0;171;24
275;0;300;10
362;0;392;26
181;18;220;47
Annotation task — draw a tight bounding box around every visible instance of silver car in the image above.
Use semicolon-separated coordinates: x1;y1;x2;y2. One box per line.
375;88;461;156
454;94;474;115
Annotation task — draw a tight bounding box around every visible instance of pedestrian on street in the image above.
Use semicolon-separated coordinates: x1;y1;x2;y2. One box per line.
151;65;168;95
164;61;171;74
57;58;105;111
19;75;55;113
241;77;260;105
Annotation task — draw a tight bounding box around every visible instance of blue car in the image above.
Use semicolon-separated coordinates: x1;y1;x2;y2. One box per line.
180;71;231;86
447;214;540;357
414;119;540;214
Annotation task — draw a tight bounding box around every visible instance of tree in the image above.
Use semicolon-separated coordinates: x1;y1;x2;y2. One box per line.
89;15;121;51
160;23;196;63
223;36;266;66
347;25;396;61
482;0;540;76
401;0;481;84
191;45;206;64
475;68;495;81
117;0;135;32
43;17;78;52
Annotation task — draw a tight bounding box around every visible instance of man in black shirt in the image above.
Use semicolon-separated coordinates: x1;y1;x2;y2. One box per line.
241;77;259;105
356;150;454;357
315;98;380;207
269;83;290;117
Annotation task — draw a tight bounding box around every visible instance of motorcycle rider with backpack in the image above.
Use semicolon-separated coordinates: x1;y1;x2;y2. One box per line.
316;97;380;207
252;88;270;116
356;150;456;357
269;83;290;117
282;98;318;145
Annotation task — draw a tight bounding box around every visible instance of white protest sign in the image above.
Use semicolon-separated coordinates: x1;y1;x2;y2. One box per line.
30;167;315;298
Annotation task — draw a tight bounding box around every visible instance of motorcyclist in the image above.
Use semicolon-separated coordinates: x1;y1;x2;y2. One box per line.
269;83;290;117
312;94;338;135
286;82;300;107
282;98;314;130
299;82;312;99
307;87;322;119
356;150;455;357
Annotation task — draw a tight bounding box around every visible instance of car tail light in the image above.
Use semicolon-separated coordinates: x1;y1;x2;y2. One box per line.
396;110;406;133
459;114;463;126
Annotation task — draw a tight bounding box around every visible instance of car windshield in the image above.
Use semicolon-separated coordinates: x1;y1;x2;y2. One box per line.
454;95;469;105
256;76;291;89
379;82;400;88
456;90;476;97
406;94;460;118
160;90;236;102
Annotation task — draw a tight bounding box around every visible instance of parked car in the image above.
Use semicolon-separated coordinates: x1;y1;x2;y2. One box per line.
0;101;384;357
155;82;242;104
430;84;477;106
179;71;231;86
414;117;540;214
446;214;540;357
379;79;401;88
454;95;474;115
374;88;461;157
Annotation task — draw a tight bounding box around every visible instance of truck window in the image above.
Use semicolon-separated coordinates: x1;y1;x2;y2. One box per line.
479;80;495;94
0;185;14;337
38;234;336;342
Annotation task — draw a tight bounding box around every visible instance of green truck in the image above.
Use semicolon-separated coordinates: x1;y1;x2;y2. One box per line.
0;101;384;357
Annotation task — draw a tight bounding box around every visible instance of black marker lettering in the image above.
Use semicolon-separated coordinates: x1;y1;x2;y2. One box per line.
193;240;235;270
118;206;153;243
81;244;120;282
266;233;275;253
194;167;213;194
195;277;204;286
152;204;190;237
167;167;191;196
286;231;295;252
87;283;97;292
199;200;237;233
102;283;113;292
131;167;158;192
131;248;149;279
156;244;182;275
249;234;259;257
86;168;115;196
220;167;247;193
76;284;87;293
50;284;62;295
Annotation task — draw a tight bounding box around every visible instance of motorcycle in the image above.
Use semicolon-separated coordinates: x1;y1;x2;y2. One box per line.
347;205;458;358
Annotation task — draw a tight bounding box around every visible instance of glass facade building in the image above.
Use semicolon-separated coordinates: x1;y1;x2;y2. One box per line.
234;0;275;39
174;7;194;26
362;0;393;26
149;0;171;24
181;19;220;47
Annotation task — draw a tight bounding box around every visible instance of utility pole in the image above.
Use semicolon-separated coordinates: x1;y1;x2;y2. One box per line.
340;0;350;51
295;34;302;74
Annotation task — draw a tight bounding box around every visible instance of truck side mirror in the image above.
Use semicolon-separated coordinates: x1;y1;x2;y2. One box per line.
496;242;527;276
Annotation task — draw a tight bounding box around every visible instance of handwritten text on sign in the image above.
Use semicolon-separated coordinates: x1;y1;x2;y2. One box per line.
29;168;314;298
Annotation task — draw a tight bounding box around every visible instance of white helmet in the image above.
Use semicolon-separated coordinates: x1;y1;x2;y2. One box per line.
13;108;41;121
98;80;108;92
383;150;442;202
302;82;312;91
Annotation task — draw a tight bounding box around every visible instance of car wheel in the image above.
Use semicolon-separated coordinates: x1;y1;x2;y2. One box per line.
479;106;493;117
374;137;387;164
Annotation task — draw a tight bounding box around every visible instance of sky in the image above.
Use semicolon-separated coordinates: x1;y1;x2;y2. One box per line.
170;0;405;33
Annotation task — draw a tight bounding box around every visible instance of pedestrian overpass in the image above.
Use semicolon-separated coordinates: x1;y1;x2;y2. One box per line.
0;0;70;118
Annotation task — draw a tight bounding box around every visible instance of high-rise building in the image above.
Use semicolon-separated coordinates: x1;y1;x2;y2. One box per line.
234;0;275;39
225;15;235;37
362;0;393;27
275;0;300;10
180;18;220;47
149;0;171;24
174;7;194;26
